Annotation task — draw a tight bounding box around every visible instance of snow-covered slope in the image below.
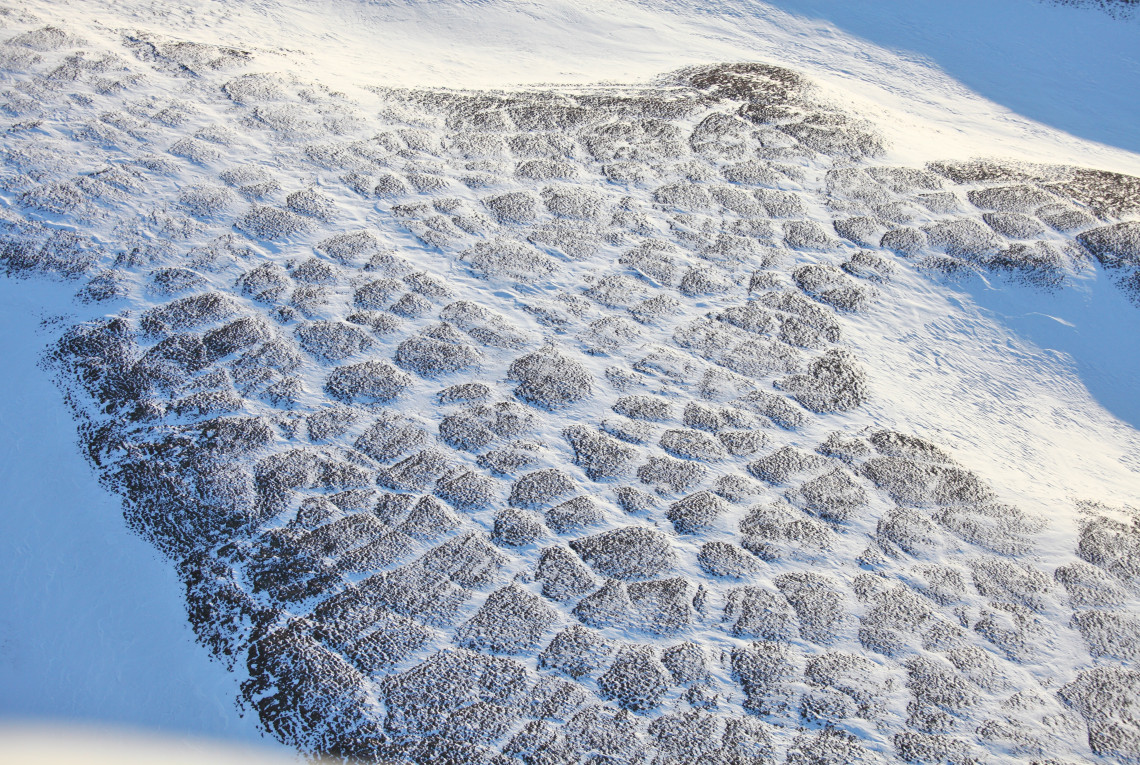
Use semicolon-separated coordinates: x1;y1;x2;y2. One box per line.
0;279;281;753
1;1;1138;763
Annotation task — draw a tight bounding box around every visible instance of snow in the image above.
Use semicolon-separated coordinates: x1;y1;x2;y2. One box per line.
0;723;296;764
0;279;289;755
39;0;1140;173
841;262;1140;561
0;0;1138;761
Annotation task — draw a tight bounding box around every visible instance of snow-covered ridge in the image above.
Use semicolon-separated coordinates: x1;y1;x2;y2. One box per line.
2;4;1139;764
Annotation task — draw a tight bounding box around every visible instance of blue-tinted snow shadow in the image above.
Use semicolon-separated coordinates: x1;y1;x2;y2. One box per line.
755;0;1140;155
0;279;285;755
959;265;1140;431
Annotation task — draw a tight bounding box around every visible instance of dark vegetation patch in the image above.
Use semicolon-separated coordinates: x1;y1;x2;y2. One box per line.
659;428;727;462
437;382;491;405
735;390;808;430
1077;514;1140;585
775;572;846;645
286;188;336;221
434;468;496;512
615;485;656;514
786;728;880;765
834;216;889;247
295;320;373;362
476;441;545;477
545;496;605;535
715;474;764;503
749;445;829;484
455;584;557;654
817;431;872;464
843;250;893;283
1049;167;1140;217
76;269;130;303
386;289;433;319
927;159;1040;185
795;467;868;523
461;238;558;284
858;586;933;657
923;218;1002;261
318;230;381;265
880;226;926;257
619;240;684;287
597;646;672;711
666;490;729;533
1077;221;1140;301
876;507;948;559
352;277;401;311
535;547;597;602
439;401;534;452
508;347;592;409
179;184;239;218
238;262;290;303
441;300;530;348
730;640;801;716
569;526;676;580
982;211;1045;239
140;292;241;337
324;361;410;405
576;577;696;635
1055;561;1128;607
509;468;577;510
379;648;528;748
394;324;484;379
235;205;311;240
585;273;651;309
697;541;758;579
540;624;614;679
150;267;206;295
1;227;101;279
1060;666;1140;761
968;184;1057;213
353;412;427;463
1071;610;1140;661
637;454;707;495
305;404;361;442
725;586;798;641
803;651;887;722
740;502;836;562
679;266;736;297
793;264;873;311
862;455;991;507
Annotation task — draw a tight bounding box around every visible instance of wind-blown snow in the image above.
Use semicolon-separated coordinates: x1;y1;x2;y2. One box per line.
1;1;1138;763
37;0;1140;171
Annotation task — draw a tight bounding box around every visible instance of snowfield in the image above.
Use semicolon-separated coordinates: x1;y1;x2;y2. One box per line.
1;1;1138;763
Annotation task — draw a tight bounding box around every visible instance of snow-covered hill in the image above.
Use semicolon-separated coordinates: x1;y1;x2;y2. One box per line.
1;1;1138;763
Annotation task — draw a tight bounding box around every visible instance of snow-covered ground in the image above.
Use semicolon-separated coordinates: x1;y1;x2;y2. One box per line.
1;1;1138;763
0;281;289;754
39;0;1140;166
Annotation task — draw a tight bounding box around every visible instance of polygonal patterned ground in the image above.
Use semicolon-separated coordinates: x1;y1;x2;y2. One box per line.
3;11;1140;764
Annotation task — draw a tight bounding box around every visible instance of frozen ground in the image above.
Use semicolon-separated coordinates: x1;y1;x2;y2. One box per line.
0;1;1138;763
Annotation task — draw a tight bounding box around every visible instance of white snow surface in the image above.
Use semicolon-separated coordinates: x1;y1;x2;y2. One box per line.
0;0;1138;762
35;0;1140;170
10;0;1136;504
0;276;289;756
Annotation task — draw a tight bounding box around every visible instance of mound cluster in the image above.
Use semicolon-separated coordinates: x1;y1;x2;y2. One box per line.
2;13;1139;765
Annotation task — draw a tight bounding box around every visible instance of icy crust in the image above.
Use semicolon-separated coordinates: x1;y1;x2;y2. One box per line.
2;15;1140;765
